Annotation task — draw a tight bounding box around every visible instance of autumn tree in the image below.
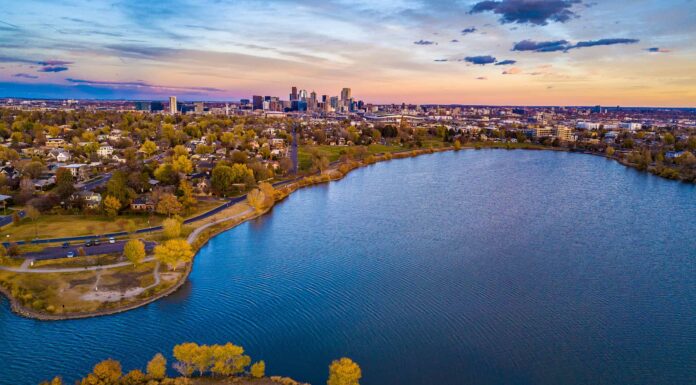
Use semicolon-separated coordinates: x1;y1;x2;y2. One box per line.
173;342;198;377
162;217;182;239
246;189;266;211
103;195;121;218
39;376;63;385
211;164;255;196
453;139;462;151
79;359;122;385
124;239;146;264
154;239;193;270
250;361;265;378
120;370;146;385
327;358;361;385
140;140;158;157
210;343;251;377
156;193;183;217
177;180;197;213
145;353;167;380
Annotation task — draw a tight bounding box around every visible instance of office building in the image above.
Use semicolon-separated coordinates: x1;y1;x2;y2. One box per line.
252;95;264;110
169;96;177;114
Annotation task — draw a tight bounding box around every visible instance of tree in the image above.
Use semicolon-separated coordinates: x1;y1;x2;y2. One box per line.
210;164;255;196
162;217;182;239
12;211;20;225
250;361;265;378
39;376;63;385
25;205;40;238
140;140;158;157
210;343;251;377
606;146;615;157
156;193;183;217
172;155;193;175
177;180;197;212
154;163;179;186
53;168;75;199
154;239;193;270
327;358;361;385
80;359;122;385
103;195;121;218
247;189;267;211
146;353;167;380
173;342;199;377
453;139;462;151
106;171;135;205
120;370;146;385
124;239;146;264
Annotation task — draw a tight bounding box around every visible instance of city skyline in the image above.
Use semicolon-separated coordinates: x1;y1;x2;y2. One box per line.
0;1;695;107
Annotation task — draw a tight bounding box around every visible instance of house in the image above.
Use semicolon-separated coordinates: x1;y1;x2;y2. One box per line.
46;138;67;148
97;145;114;158
112;154;127;164
61;164;91;181
130;195;155;212
71;191;102;209
47;149;71;162
196;178;211;194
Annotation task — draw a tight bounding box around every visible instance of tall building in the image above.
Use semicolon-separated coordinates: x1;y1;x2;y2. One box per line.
340;88;351;101
252;95;264;110
290;86;298;101
134;101;151;111
194;102;204;114
150;101;164;111
169;96;177;114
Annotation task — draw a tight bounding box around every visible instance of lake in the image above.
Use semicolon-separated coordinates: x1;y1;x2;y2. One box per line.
1;150;695;385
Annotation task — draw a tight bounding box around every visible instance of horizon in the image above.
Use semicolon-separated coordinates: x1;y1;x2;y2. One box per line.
1;1;695;107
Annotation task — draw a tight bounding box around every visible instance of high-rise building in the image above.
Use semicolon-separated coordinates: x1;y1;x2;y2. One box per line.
309;91;317;111
169;96;177;114
150;101;164;111
290;86;298;101
340;88;351;101
194;102;204;114
252;95;264;110
134;101;151;111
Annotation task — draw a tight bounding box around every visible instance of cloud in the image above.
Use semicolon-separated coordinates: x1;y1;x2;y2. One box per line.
65;78;223;92
512;39;569;52
572;38;639;49
434;59;449;62
495;59;517;65
450;39;459;43
502;67;522;75
13;73;39;79
37;60;73;66
469;0;580;26
476;76;487;80
38;66;69;72
646;47;670;53
464;55;497;65
414;40;437;45
461;27;477;35
512;38;639;52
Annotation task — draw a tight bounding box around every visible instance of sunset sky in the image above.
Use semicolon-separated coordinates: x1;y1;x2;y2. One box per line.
1;0;694;106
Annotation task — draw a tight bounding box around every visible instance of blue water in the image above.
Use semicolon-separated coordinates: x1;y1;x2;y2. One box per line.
1;150;695;385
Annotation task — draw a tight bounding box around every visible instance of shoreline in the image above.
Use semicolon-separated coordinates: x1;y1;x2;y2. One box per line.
0;144;687;321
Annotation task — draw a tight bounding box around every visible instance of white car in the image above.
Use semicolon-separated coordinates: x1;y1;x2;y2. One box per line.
66;251;75;258
109;237;116;244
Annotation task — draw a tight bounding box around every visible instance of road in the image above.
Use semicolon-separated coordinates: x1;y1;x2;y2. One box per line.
21;240;156;260
0;210;25;227
76;172;112;192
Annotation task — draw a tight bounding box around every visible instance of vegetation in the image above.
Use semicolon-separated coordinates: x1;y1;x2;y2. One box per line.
38;341;358;385
153;239;193;270
123;239;146;264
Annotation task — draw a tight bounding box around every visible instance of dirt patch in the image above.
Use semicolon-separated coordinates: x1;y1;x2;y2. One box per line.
100;269;150;291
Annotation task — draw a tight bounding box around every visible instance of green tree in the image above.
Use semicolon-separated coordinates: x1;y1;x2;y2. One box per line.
211;164;255;196
154;163;179;186
106;171;135;205
53;168;75;199
154;239;193;270
103;195;121;218
123;239;146;264
327;358;361;385
250;361;265;378
146;353;167;380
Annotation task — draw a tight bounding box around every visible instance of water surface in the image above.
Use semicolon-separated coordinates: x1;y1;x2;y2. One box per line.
1;150;695;385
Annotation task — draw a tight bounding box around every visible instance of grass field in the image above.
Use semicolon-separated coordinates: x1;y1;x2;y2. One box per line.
298;144;404;170
2;199;223;240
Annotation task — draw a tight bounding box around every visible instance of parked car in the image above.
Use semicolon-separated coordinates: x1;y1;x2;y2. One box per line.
108;237;115;244
84;240;93;247
66;251;75;258
94;239;100;246
62;242;70;248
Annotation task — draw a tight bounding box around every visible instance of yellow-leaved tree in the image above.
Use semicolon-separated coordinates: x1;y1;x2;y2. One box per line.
146;353;167;380
327;357;361;385
250;360;265;378
154;239;193;270
123;239;146;264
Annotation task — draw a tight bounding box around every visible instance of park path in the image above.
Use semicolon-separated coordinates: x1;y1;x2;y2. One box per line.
186;207;255;244
0;256;156;273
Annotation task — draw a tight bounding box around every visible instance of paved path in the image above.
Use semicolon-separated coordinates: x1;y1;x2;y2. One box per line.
187;207;255;244
0;256;156;273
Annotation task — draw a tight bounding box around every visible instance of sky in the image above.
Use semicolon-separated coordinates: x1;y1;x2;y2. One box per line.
0;0;695;106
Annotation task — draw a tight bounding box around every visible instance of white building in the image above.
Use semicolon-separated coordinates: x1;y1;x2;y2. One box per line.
97;145;114;158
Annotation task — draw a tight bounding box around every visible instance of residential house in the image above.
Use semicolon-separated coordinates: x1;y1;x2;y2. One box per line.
97;144;114;158
130;195;155;212
71;191;102;209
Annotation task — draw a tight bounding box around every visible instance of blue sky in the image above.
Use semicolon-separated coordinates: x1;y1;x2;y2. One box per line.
0;0;694;106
